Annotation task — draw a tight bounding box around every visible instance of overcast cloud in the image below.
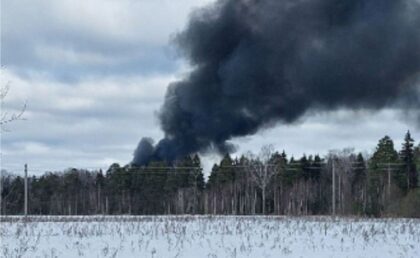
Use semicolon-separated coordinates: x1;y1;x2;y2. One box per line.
1;0;418;176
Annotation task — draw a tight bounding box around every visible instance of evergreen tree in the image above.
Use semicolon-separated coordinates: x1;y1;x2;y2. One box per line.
311;155;323;181
281;151;288;163
95;170;105;214
6;176;25;214
142;160;168;214
192;154;205;191
106;163;123;214
370;136;399;165
218;154;235;184
368;136;398;216
275;151;289;182
300;155;310;180
206;164;219;189
399;131;417;190
284;156;297;186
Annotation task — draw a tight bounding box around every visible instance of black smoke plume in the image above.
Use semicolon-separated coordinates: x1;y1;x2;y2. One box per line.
132;0;420;166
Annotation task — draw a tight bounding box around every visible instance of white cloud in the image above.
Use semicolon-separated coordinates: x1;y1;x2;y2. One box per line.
1;69;172;173
35;45;117;66
47;0;215;45
22;142;51;154
1;0;215;79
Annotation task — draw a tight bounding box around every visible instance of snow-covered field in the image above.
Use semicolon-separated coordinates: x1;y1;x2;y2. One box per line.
1;216;419;258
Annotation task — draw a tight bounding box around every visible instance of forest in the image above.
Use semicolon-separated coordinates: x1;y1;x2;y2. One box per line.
1;131;419;217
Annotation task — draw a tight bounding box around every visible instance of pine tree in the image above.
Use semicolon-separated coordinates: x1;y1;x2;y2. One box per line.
95;170;105;214
281;151;288;163
368;136;398;216
206;164;219;189
192;154;205;191
142;160;168;214
311;155;323;181
371;136;399;165
219;154;235;184
399;131;417;190
300;155;310;180
270;151;288;178
284;156;297;186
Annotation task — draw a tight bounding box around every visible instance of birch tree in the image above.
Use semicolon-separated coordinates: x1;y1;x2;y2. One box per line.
246;145;280;214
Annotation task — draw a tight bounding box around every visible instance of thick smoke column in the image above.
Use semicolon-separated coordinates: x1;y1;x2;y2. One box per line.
133;0;420;165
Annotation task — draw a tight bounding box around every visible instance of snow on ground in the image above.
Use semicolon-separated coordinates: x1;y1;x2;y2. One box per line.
0;216;419;258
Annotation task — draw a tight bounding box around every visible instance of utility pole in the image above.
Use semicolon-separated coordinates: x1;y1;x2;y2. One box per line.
24;163;28;218
332;159;336;216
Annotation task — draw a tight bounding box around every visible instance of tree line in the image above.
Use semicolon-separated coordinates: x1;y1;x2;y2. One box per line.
1;131;419;217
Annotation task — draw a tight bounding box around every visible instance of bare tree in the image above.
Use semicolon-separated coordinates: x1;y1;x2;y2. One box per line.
245;145;280;214
328;148;357;215
0;83;26;130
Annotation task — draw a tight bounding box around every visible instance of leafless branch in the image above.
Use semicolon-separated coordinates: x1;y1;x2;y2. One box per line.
0;83;27;131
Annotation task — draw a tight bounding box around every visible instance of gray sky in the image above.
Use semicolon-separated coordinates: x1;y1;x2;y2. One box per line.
1;0;419;176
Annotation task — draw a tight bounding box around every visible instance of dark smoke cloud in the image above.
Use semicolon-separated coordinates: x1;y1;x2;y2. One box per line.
133;0;420;165
132;138;155;166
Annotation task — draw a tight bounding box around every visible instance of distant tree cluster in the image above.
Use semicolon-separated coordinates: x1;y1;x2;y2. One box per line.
1;132;419;217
